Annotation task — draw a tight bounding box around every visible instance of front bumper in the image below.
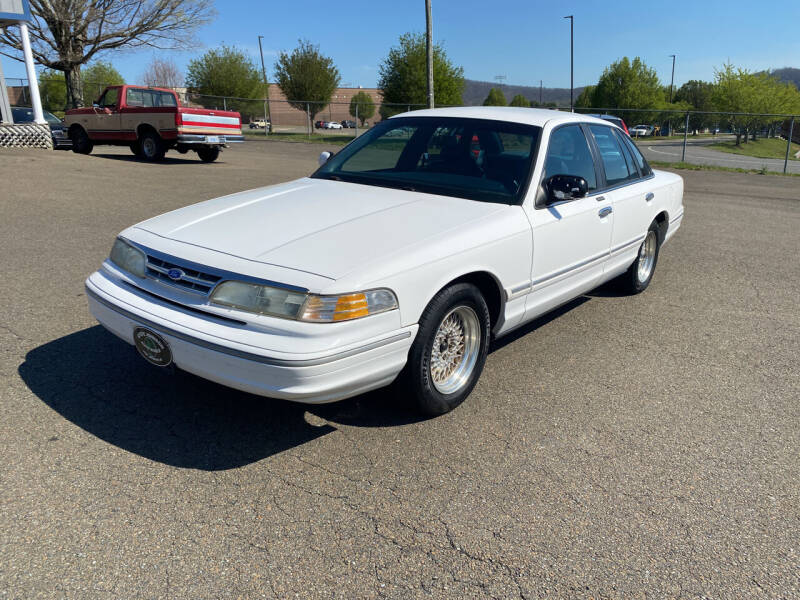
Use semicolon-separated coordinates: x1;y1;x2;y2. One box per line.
85;272;416;403
177;134;245;145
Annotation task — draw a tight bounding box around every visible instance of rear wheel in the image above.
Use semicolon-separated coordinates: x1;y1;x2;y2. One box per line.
617;222;661;294
197;146;220;162
70;128;93;154
138;131;165;162
402;283;490;416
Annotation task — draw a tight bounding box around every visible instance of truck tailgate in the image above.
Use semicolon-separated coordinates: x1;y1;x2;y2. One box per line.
177;108;242;136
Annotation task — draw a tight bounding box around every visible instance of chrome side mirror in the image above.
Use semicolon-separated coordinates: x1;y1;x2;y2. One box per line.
318;151;332;167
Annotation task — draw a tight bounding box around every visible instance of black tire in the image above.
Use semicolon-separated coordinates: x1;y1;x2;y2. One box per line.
616;221;661;294
138;130;165;162
70;127;93;154
129;141;143;157
197;146;220;163
402;283;490;416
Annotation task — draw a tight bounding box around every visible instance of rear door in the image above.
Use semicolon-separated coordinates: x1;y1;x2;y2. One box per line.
586;124;652;277
523;123;614;320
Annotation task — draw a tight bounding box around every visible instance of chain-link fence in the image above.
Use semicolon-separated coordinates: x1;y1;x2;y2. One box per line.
7;78;799;173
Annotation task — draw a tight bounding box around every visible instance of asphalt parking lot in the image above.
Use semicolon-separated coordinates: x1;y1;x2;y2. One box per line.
1;141;799;599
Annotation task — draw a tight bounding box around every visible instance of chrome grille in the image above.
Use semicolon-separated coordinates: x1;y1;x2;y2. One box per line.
146;255;222;294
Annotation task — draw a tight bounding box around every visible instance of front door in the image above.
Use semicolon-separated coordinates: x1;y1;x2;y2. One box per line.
87;87;121;141
524;124;614;320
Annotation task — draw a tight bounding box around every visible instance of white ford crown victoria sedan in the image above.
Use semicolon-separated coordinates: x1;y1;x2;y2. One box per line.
86;107;684;415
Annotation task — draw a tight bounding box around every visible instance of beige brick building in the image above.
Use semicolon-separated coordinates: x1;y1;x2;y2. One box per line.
266;85;383;127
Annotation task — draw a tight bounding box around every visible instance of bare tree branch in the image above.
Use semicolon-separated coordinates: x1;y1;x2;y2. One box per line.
0;0;215;106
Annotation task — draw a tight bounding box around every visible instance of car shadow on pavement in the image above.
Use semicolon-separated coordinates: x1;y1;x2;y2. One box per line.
91;153;208;165
18;326;419;470
489;296;590;353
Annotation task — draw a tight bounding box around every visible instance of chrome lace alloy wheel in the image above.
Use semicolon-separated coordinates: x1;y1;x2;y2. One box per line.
430;306;481;395
637;230;657;284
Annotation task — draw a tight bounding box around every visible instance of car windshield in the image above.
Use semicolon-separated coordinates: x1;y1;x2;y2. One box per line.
312;116;541;204
11;107;62;125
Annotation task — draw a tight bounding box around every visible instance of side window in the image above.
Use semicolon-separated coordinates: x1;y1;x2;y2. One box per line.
158;91;177;107
613;129;639;178
621;135;653;177
98;88;119;108
126;88;145;107
589;125;637;186
543;125;597;190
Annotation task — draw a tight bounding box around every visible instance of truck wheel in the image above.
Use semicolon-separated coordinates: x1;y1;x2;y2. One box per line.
129;141;143;157
71;128;93;155
138;131;165;162
197;146;220;163
401;283;490;416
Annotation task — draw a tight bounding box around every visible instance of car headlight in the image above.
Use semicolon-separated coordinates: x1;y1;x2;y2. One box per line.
209;281;307;319
109;237;146;278
209;282;398;323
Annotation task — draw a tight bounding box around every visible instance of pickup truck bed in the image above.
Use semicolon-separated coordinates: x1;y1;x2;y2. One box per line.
65;85;243;163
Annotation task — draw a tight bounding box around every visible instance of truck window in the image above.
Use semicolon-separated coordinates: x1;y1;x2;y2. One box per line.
126;88;145;107
156;91;177;107
98;88;119;108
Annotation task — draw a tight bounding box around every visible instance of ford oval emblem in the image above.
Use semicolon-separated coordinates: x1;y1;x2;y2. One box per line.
167;268;184;281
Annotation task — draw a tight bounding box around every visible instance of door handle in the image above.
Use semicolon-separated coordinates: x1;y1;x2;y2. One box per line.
596;195;606;202
598;207;613;218
645;192;654;202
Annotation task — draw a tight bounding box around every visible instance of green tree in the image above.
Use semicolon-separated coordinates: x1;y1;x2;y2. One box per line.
712;63;800;144
274;40;341;133
508;94;530;107
593;57;663;108
378;32;464;118
39;69;66;112
82;61;125;104
187;45;262;98
675;80;714;110
349;91;375;126
575;85;595;109
482;88;506;106
39;61;123;112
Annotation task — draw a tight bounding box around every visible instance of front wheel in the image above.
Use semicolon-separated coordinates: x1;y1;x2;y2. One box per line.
70;128;93;154
197;146;220;162
617;222;661;294
402;283;490;416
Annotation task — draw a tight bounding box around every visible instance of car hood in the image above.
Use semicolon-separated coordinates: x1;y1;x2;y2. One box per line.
134;178;505;280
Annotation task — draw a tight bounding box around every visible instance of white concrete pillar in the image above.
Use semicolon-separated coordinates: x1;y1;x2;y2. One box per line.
19;22;45;124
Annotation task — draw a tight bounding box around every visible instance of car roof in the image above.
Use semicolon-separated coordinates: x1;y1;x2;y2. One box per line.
390;106;610;128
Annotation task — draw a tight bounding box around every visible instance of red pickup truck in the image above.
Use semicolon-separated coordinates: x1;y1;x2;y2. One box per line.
65;85;244;163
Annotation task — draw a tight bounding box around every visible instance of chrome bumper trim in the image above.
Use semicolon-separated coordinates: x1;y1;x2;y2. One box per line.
176;134;245;144
87;286;411;367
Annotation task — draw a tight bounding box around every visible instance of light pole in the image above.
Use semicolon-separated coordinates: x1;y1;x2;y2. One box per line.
564;15;573;111
257;35;270;135
669;54;676;102
425;0;434;108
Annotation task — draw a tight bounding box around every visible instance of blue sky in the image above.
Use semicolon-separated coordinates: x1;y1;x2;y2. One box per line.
4;0;800;89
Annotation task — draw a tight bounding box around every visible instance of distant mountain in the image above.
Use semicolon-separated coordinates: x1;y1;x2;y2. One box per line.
770;67;800;89
462;78;584;107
